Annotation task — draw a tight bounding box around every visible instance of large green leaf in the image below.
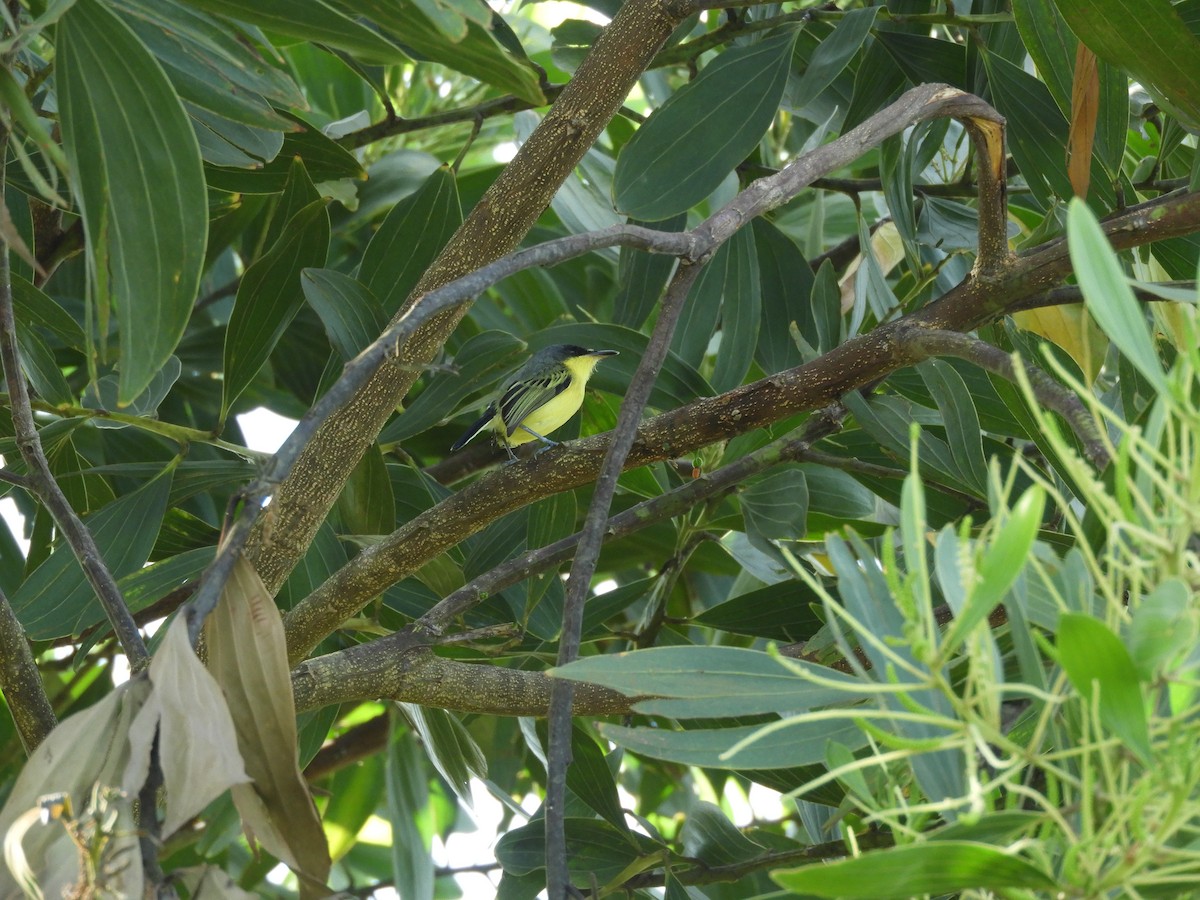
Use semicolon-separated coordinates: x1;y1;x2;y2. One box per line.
180;0;410;63
753;218;814;373
57;0;207;404
773;842;1057;897
613;213;686;328
710;227;760;392
359;165;462;316
553;646;868;718
1057;613;1152;764
1052;0;1200;131
222;198;331;416
613;29;799;220
12;469;172;639
788;6;878;109
599;717;867;769
346;0;545;104
300;269;388;361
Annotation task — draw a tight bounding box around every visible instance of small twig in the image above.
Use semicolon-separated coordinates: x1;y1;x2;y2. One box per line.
0;147;149;672
545;253;702;895
902;326;1110;468
0;466;29;487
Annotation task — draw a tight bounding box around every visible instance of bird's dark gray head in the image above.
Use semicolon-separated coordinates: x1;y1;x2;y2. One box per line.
531;344;619;366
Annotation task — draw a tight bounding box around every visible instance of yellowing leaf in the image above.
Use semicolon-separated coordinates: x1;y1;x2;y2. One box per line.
1068;44;1098;199
1012;304;1107;383
204;559;331;894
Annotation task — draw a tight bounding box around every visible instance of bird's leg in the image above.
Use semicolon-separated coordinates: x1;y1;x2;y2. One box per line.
518;425;560;455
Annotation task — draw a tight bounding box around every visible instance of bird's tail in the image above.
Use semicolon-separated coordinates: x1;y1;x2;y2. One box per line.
450;407;496;451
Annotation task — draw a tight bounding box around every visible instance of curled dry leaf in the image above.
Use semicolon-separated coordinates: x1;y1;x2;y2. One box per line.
204;558;331;896
123;614;250;838
0;679;149;899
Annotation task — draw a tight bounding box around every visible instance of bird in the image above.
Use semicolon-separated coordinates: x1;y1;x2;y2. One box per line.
450;344;619;460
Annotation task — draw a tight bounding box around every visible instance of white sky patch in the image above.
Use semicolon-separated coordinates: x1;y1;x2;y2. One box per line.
0;496;28;555
236;407;298;454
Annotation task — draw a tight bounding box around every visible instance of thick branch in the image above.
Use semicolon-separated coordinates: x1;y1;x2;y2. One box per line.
277;83;1006;661
281;187;1200;664
290;644;634;717
234;0;698;608
0;586;56;753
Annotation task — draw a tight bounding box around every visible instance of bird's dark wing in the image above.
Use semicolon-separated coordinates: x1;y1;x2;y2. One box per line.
497;366;570;436
450;403;497;451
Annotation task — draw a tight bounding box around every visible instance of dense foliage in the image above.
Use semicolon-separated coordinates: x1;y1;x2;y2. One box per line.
0;0;1199;896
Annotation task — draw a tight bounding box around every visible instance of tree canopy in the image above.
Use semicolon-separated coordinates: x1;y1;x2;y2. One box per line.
1;0;1199;896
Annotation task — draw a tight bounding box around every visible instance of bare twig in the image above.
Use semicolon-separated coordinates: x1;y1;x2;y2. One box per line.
0;145;149;672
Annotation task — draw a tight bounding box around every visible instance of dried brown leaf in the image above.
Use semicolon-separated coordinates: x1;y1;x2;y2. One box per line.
0;679;149;899
1068;43;1099;199
124;615;249;837
204;558;331;895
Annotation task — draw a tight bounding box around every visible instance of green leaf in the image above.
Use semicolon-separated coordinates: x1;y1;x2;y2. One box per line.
613;214;686;328
495;818;656;880
753;218;815;373
222;199;331;416
301;269;388;361
359;165;462;316
324;754;384;861
1057;613;1152;764
346;0;545;104
336;444;395;537
181;0;410;63
525;491;576;615
694;581;824;642
1129;579;1196;679
1051;0;1200;130
58;0;207;404
13;469;172;639
599;717;867;770
710;227;760;391
613;29;799;220
205;121;365;194
681;802;766;866
772;842;1057;897
398;704;487;808
918;360;988;495
552;646;868;719
942;487;1044;656
741;466;809;550
10;276;86;349
1067;199;1167;392
789;7;879;109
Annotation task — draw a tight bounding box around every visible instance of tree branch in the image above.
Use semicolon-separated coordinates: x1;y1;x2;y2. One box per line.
276;82;1007;663
279;186;1200;665
0;585;56;753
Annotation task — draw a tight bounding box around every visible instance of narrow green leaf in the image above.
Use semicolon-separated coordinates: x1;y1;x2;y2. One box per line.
13;469;172;639
349;0;546;104
336;444;395;537
495;818;654;880
753;218;814;373
773;842;1057;897
1067;199;1167;392
681;802;766;866
398;704;487;808
222;199;331;416
742;466;809;550
599;718;867;769
614;29;799;220
182;0;410;63
942;487;1044;656
205;122;364;194
789;7;878;109
359;165;462;316
672;238;733;367
1057;613;1152;764
553;645;867;719
301;269;388;361
525;491;575;615
918;359;988;494
710;227;760;391
58;0;207;404
694;581;824;642
10;276;85;349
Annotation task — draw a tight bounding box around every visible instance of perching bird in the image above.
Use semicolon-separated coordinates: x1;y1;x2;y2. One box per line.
450;344;619;459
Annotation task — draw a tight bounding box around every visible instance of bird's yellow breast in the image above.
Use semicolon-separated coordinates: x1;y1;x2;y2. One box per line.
500;354;603;447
